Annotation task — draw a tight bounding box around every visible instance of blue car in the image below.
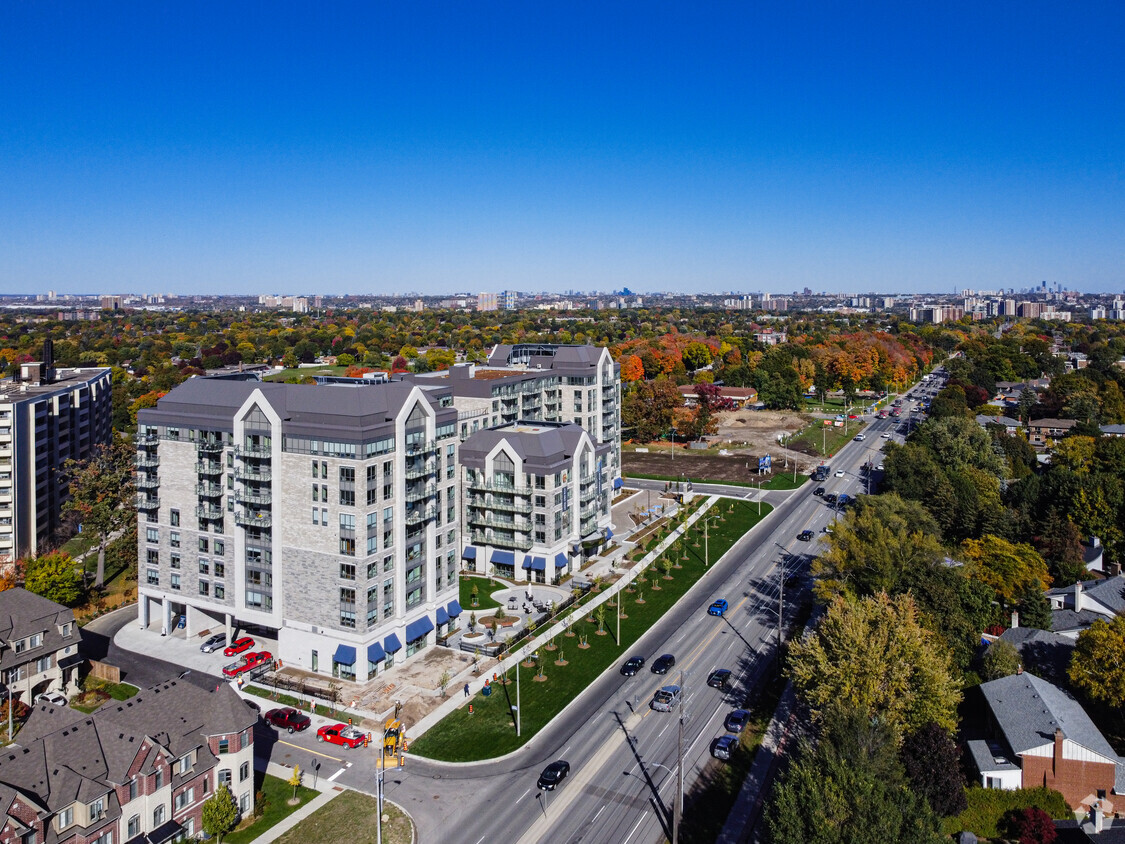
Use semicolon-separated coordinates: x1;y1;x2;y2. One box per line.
708;599;728;617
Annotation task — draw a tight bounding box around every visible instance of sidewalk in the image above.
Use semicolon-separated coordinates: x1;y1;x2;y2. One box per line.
245;761;344;844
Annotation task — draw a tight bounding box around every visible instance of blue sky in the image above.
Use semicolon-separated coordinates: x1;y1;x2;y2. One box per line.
1;2;1123;296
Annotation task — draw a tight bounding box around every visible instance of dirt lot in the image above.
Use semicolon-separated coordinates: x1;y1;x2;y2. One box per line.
624;409;817;483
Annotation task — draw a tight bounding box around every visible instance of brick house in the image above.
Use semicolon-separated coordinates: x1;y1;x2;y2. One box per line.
0;587;83;703
1028;417;1078;445
0;679;256;844
969;673;1125;809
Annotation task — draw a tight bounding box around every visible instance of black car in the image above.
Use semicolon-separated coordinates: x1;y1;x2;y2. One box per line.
651;653;676;674
707;669;732;690
813;486;825;496
724;709;751;733
620;656;645;676
537;760;571;791
797;529;814;542
823;493;838;505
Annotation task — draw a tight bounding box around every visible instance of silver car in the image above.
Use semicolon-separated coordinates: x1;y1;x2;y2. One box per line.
651;685;681;712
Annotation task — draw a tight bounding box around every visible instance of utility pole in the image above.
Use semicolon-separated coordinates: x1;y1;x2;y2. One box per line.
778;563;784;655
616;585;621;645
515;661;522;737
673;670;684;844
756;480;761;515
704;516;709;567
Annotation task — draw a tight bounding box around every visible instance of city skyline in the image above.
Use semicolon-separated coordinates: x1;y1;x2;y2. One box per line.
2;3;1123;295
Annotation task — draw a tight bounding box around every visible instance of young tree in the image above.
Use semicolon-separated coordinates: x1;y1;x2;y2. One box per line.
901;723;967;817
1069;616;1125;707
288;765;302;800
201;784;239;844
788;592;961;734
981;640;1022;681
24;552;84;606
62;440;136;587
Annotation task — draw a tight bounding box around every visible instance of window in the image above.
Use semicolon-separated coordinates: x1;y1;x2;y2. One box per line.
340;563;355;580
153;805;165;826
199;537;209;552
170;509;180;526
406;586;422;609
147;548;160;566
178;754;191;774
127;816;139;838
35;655;51;673
155;769;164;789
29;632;41;648
174;788;192;810
321;484;328;501
170;531;180;548
89;798;105;821
58;808;74;829
170;553;180;569
340;588;356;628
146;527;159;543
312;484;320;502
240;761;250;782
321;460;328;479
214;539;225;556
199;558;209;574
170;573;180;591
199;581;210;596
61;622;71;637
240;792;251;814
219;738;229;754
215;584;225;599
384;555;394;572
128;777;137;800
322;507;328;525
312;507;320;525
147;569;159;585
91;831;113;844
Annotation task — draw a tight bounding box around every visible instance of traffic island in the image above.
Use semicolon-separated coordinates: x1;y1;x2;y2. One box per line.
408;499;773;762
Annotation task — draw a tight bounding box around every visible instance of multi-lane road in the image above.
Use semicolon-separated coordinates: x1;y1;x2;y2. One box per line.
91;378;939;843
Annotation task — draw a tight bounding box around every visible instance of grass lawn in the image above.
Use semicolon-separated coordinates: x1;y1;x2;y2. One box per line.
71;682;139;713
61;532;97;558
224;772;320;844
762;473;809;491
273;789;413;844
459;575;508;611
410;500;773;762
788;419;865;458
943;786;1070;838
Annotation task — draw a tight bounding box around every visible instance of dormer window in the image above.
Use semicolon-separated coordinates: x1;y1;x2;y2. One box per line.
177;753;191;775
29;633;41;648
13;639;24;653
89;797;105;821
57;807;73;829
61;623;72;637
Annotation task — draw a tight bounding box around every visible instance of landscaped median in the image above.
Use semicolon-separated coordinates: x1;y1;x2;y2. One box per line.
408;498;772;762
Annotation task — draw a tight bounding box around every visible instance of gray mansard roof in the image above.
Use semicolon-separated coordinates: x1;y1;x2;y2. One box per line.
0;588;76;673
459;422;606;473
139;376;453;439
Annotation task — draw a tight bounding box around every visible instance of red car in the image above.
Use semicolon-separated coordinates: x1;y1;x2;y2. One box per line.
265;707;311;733
222;651;273;678
316;723;366;748
223;637;255;656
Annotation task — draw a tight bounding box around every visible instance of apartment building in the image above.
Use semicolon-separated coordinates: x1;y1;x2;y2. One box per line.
136;376;462;683
403;344;622;487
0;587;82;703
0;357;113;564
0;680;257;844
459;422;613;583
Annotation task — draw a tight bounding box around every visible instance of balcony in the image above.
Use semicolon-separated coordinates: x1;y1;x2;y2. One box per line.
136;455;160;469
196;461;223;476
134;432;159;444
466;511;531;531
469;530;533;551
195;482;223;497
136;475;160;490
466;479;533;496
196;504;224;521
196;441;225;455
467;495;532;514
136;494;160;510
404;439;437;457
405;505;438;526
235;444;271;458
404;483;436;504
235;510;272;529
235;489;272;506
404;462;436;481
234;467;271;482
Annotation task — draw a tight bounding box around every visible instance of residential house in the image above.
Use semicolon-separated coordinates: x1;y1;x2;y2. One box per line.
0;587;82;703
1047;576;1125;638
1028;418;1078;446
1100;424;1125;438
968;672;1125;808
0;679;256;844
976;415;1023;436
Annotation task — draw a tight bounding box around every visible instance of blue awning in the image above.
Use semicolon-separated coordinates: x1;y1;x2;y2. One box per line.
462;546;477;560
333;644;356;666
605;528;614;541
555;553;569;568
531;556;546;571
522;555;534;570
406;615;435;642
447;599;463;617
384;633;402;653
613;477;624;489
436;607;449;624
367;641;386;663
492;550;515;566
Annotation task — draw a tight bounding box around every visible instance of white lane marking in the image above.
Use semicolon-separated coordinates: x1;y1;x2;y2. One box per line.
327;767;346;782
515;787;531;804
476;837;486;844
592;805;606;823
622;814;647;844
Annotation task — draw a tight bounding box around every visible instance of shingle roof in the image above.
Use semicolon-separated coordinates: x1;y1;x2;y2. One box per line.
1052;608;1106;633
0;588;77;673
459;423;599;472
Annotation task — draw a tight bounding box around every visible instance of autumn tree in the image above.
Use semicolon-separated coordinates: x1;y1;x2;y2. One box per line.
24;552;84;606
1003;806;1058;844
788;592;961;734
981;639;1022;681
681;341;713;372
960;535;1050;609
1069;616;1125;707
620;354;644;383
62;440;136;587
901;723;968;817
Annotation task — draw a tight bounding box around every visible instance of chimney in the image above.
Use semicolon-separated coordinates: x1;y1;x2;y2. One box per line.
1054;728;1064;775
1075;580;1084;613
1011;610;1020;629
1091;536;1101;549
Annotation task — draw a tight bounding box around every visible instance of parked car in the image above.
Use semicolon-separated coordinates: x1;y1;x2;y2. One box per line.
223;637;255;656
35;692;68;707
813;486;825;496
881;432;892;439
711;735;738;760
620;656;645;676
651;685;682;712
265;707;311;733
222;651;273;678
707;599;728;617
797;529;814;542
200;633;227;653
651;653;676;674
317;723;366;748
537;760;571;791
823;493;838;505
707;669;732;690
725;709;751;733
